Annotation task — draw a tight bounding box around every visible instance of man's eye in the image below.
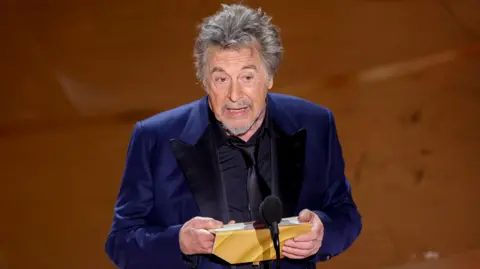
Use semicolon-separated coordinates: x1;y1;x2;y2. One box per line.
215;77;227;83
242;75;253;81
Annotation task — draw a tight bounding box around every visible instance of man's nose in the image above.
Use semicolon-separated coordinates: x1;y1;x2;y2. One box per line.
228;81;243;102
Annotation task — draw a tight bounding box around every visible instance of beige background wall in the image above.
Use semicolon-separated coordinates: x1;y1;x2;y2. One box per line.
1;1;479;269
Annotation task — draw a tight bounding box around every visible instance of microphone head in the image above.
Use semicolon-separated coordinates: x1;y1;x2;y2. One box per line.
259;195;283;226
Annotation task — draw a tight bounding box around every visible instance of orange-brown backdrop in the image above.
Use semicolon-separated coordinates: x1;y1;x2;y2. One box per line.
1;1;479;269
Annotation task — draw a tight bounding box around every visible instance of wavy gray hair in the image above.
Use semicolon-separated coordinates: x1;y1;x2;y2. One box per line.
193;4;283;85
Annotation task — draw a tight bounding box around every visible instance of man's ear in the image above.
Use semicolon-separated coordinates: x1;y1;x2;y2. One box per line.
268;77;274;90
202;78;208;92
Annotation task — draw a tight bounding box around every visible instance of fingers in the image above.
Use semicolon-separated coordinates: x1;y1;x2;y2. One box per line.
197;229;216;253
282;244;316;259
197;219;235;253
191;217;224;229
281;212;324;260
202;242;214;253
205;219;224;229
283;239;315;250
197;229;215;241
298;209;315;223
295;210;324;242
282;252;307;260
180;216;224;255
282;238;321;259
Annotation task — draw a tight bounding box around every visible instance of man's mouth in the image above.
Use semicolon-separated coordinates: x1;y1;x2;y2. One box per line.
227;107;249;112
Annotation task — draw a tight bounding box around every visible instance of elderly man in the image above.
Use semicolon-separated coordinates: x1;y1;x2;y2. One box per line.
105;4;362;269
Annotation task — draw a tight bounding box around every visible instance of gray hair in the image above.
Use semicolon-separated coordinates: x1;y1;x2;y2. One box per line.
193;4;283;84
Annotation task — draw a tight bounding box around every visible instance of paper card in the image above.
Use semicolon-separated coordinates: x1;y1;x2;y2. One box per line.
209;216;301;233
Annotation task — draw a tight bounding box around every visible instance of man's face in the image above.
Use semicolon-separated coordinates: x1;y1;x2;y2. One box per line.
205;45;273;136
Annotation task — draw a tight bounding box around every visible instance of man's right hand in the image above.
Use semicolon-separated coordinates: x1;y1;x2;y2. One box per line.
179;217;224;255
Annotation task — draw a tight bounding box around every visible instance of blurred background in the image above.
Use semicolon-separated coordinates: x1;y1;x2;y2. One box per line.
1;0;479;268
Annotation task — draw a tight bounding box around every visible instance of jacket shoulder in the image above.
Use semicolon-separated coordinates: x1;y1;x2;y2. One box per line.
270;93;332;121
133;98;200;138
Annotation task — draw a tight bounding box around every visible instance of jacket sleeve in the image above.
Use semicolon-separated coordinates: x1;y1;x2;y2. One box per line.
104;122;191;269
311;110;362;262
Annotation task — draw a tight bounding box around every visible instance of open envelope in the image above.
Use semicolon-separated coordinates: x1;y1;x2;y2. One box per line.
208;217;312;264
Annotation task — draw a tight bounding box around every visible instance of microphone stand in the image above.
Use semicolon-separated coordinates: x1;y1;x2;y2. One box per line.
268;221;280;269
259;194;283;269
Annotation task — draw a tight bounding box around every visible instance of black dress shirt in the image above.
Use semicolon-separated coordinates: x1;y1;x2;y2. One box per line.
208;108;273;269
209;108;272;222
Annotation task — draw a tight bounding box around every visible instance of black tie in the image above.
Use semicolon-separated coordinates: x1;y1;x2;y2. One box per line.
243;145;264;221
231;143;270;269
228;141;264;222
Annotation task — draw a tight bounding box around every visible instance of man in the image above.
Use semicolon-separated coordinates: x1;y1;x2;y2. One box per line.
105;4;362;269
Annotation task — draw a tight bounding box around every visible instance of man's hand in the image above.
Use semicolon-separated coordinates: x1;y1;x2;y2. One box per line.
282;209;324;259
179;217;224;255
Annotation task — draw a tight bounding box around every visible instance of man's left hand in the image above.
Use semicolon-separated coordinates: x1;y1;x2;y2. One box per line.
282;209;324;259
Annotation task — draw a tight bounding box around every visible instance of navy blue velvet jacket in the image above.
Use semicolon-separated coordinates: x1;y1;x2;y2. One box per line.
105;93;362;269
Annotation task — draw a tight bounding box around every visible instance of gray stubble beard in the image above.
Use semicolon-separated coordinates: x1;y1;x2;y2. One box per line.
222;106;266;136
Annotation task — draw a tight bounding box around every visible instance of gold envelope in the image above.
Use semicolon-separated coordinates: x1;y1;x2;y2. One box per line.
209;217;312;264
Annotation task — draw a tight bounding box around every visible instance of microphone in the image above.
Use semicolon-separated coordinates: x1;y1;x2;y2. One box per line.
259;195;282;269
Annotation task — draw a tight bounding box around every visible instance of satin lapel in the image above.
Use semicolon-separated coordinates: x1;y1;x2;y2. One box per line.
267;93;307;218
270;125;307;218
170;128;229;223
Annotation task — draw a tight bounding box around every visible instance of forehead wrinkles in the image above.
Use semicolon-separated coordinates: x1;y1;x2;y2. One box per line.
208;46;258;70
215;54;253;66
